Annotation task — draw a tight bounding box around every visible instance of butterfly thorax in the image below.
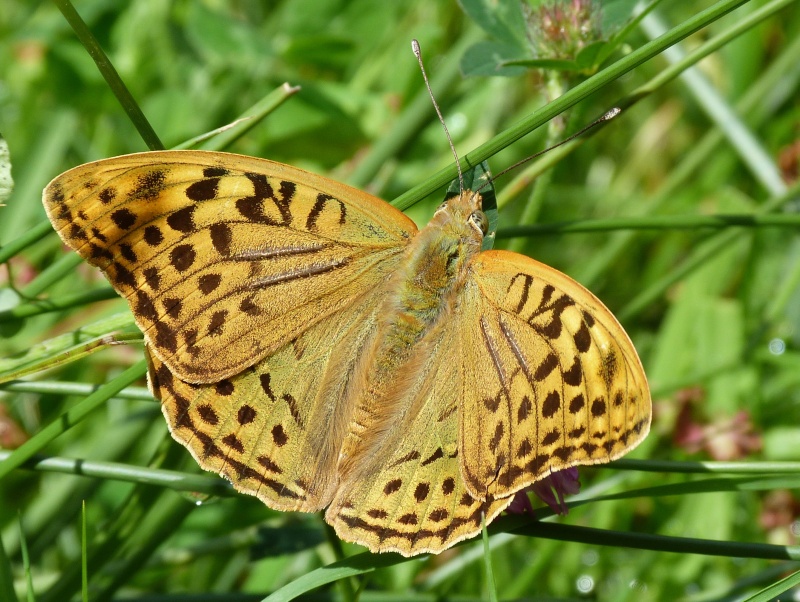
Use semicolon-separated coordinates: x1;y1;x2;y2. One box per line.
369;191;484;374
336;192;485;475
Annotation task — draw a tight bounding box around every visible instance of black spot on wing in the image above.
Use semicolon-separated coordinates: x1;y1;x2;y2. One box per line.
186;178;220;202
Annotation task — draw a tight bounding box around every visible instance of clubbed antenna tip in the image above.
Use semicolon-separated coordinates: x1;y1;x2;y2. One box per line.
412;39;464;193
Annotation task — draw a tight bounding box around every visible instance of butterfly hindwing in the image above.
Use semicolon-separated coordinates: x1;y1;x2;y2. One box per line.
43;151;417;383
326;323;512;556
458;250;651;500
149;282;386;513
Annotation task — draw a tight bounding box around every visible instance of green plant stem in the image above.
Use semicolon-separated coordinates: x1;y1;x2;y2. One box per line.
50;0;163;150
481;513;498;602
614;458;800;474
0;221;52;264
0;450;233;497
0;332;141;385
511;521;800;561
81;502;88;602
178;83;302;152
0;380;153;400
19;253;83;298
265;519;800;601
0;359;147;482
587;475;800;504
0;287;117;323
497;212;800;238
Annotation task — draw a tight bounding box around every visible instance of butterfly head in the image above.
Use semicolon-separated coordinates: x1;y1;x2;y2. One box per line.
407;190;486;288
431;189;488;246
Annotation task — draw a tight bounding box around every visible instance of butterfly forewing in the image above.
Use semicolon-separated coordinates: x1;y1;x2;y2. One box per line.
149;282;387;513
43;151;417;383
458;250;651;500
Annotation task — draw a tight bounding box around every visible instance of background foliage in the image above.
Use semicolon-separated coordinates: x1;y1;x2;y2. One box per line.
1;0;800;600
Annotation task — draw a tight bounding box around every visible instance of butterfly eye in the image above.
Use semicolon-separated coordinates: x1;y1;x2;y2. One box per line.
469;210;488;235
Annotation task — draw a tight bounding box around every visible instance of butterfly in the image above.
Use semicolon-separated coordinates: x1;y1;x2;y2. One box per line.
43;150;650;556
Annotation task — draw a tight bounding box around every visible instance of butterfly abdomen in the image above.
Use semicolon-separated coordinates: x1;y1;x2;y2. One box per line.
335;207;482;475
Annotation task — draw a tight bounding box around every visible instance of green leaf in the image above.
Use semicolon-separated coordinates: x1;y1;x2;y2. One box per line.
575;40;608;70
461;41;528;77
457;0;528;48
601;0;642;32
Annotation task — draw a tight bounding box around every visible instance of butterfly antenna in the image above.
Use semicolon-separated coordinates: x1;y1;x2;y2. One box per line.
412;39;464;193
478;107;622;193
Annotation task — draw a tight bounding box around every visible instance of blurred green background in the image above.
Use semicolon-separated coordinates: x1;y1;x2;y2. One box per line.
1;0;800;600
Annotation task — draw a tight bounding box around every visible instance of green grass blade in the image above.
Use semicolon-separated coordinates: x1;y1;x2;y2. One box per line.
262;553;405;602
481;513;498;602
17;517;34;602
50;0;163;150
641;9;787;195
0;450;233;497
0;530;19;602
80;501;87;602
743;568;800;602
